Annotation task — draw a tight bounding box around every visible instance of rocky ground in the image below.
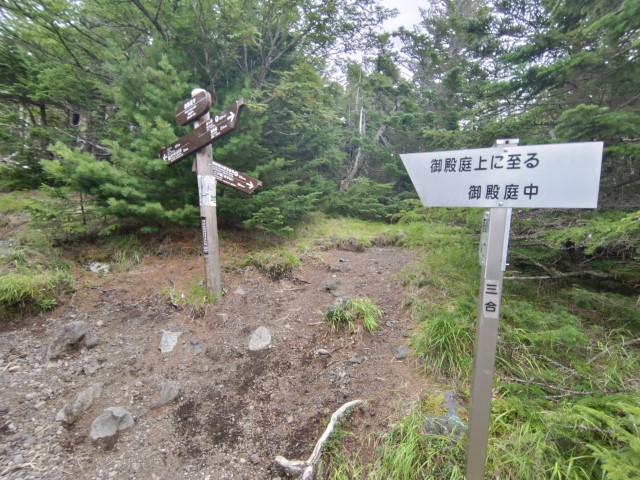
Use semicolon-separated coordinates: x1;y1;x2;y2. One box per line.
0;237;430;480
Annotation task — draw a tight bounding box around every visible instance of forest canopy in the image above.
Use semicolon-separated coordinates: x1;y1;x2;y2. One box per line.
0;0;638;244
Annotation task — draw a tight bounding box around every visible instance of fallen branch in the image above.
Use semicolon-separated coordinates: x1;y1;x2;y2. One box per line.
275;399;364;479
506;270;613;280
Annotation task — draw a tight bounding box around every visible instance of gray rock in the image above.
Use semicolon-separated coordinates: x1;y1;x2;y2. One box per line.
217;313;229;322
185;338;203;355
84;334;100;349
249;327;271;351
46;321;88;360
327;263;351;272
348;356;365;364
83;357;101;376
316;349;331;356
89;407;134;440
234;288;246;296
330;290;349;298
249;454;260;465
323;280;341;291
423;391;467;437
159;331;181;353
339;237;362;252
329;296;350;311
393;345;410;360
86;262;110;274
151;381;181;408
56;383;104;424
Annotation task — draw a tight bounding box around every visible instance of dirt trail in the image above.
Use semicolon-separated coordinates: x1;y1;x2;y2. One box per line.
0;242;428;479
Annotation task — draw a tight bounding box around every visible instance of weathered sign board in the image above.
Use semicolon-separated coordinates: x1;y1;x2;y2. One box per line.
175;90;211;126
400;140;603;480
159;91;260;299
210;160;261;194
160;99;245;165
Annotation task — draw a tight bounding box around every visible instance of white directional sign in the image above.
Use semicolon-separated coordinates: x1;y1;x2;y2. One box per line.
401;142;603;208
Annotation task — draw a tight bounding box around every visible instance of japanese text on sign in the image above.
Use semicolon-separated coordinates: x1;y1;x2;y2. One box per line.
400;142;603;209
481;280;501;319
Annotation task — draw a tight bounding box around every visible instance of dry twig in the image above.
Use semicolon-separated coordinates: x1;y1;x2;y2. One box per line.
275;399;364;479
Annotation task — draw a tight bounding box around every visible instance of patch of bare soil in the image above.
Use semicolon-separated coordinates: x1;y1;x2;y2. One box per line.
0;239;428;479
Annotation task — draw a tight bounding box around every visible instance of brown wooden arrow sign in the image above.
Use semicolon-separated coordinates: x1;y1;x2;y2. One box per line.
211;160;262;194
160;99;245;165
175;90;211;126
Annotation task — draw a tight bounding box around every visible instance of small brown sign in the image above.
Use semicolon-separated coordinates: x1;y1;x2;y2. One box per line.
211;161;262;194
176;91;211;126
160;99;245;165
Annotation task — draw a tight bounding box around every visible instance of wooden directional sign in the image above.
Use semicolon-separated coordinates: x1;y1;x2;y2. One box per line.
175;90;211;126
160;99;245;165
211;160;262;194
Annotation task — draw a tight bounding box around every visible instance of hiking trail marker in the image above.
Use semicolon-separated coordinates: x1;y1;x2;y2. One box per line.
160;89;262;300
401;139;603;480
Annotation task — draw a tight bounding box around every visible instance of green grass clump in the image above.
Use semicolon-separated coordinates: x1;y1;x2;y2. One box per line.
325;297;383;333
161;281;217;318
412;299;475;382
241;249;300;280
0;271;73;317
109;234;143;271
372;408;466;480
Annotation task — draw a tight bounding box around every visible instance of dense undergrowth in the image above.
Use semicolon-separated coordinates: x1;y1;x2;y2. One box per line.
317;209;639;479
1;192;639;478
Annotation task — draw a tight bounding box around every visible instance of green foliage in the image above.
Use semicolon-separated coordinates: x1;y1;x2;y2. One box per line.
327;179;405;222
371;408;466;480
325;297;383;333
543;211;640;259
161;281;217;318
0;271;72;318
412;299;475;381
241;249;300;281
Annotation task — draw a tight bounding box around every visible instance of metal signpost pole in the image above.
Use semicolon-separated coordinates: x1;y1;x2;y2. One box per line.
466;206;510;480
466;139;516;479
400;138;603;480
192;89;222;300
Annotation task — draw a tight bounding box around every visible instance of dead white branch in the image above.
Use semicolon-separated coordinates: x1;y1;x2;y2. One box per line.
275;399;364;479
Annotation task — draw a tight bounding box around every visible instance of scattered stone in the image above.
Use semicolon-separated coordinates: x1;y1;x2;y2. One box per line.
249;327;272;351
393;345;410;360
234;288;246;296
84;334;101;349
423;391;467;437
348;356;365;364
249;453;260;465
46;321;88;360
185;338;204;355
330;290;348;298
339;237;362;252
83;357;101;376
56;383;104;424
159;331;181;353
217;313;229;322
90;407;134;440
86;262;110;275
327;263;351;273
323;280;341;291
151;381;181;409
316;349;331;356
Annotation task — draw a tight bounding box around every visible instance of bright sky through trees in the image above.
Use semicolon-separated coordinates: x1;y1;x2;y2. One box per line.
381;0;425;30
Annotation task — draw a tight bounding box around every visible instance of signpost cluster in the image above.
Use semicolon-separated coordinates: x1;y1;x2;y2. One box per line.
160;88;262;300
401;139;603;480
